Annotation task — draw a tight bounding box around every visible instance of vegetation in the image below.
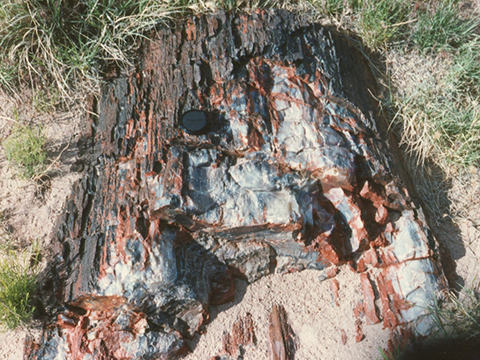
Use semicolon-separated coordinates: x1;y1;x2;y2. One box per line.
0;248;39;330
0;0;197;99
2;123;47;179
430;285;480;340
412;0;479;52
357;0;411;49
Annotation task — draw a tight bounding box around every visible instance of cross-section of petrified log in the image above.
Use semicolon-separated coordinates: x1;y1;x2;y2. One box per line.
27;9;446;360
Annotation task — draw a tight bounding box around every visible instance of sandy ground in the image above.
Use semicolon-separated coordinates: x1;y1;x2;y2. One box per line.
0;90;85;360
184;268;391;360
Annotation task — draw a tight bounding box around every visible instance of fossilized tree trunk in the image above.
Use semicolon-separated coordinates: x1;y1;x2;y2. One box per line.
27;9;445;360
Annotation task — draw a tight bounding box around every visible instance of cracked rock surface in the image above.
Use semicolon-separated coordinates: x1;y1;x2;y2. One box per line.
27;9;446;360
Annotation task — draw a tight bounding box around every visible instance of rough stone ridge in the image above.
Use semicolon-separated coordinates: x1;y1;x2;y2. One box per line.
27;9;446;359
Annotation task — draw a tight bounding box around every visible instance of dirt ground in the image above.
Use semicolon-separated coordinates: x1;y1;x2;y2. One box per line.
0;90;86;360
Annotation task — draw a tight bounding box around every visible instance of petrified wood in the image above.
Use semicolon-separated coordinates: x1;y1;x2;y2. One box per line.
27;9;446;360
268;304;296;360
220;313;255;358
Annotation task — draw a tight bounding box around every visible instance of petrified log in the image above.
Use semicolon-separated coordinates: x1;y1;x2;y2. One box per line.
27;9;446;360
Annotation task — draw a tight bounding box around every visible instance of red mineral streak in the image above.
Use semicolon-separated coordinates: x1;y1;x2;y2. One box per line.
70;295;127;312
341;329;348;345
375;204;389;224
360;273;381;325
355;319;365;343
353;301;365;342
363;245;380;268
375;272;400;329
330;278;340;307
356;258;367;273
186;18;196;41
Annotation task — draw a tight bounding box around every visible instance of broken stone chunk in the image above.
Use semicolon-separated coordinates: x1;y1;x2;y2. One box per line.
221;313;256;358
268;304;296;360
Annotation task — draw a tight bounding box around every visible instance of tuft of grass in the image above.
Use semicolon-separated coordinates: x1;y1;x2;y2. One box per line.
0;64;16;95
392;38;480;172
412;0;480;53
0;0;196;100
323;0;346;16
448;38;480;97
33;87;60;113
357;0;411;50
428;284;480;340
2;123;47;179
0;249;39;330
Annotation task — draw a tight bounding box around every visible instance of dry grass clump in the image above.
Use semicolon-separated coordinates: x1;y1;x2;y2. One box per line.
434;285;480;339
390;38;480;174
0;0;201;100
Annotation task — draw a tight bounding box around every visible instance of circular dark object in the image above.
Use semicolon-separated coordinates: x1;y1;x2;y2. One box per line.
181;110;208;134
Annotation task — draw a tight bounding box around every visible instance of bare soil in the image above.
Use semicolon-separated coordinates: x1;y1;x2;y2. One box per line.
0;89;85;360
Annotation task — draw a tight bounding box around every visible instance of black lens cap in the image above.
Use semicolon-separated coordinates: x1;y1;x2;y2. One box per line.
180;110;208;134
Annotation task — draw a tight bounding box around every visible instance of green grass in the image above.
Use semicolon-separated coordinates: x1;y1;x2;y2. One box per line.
412;0;480;53
0;250;39;330
392;36;480;172
2;124;47;179
0;64;16;95
357;0;411;50
448;39;480;96
0;0;195;98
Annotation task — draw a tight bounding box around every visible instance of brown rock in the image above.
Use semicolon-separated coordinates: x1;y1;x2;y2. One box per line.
222;313;255;358
330;278;340;307
268;305;296;360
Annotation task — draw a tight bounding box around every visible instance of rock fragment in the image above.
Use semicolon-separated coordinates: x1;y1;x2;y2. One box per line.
221;313;255;359
268;305;296;360
360;273;381;325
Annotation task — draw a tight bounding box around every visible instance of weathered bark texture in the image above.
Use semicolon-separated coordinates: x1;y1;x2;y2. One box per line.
268;304;296;360
220;313;255;358
27;9;445;360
